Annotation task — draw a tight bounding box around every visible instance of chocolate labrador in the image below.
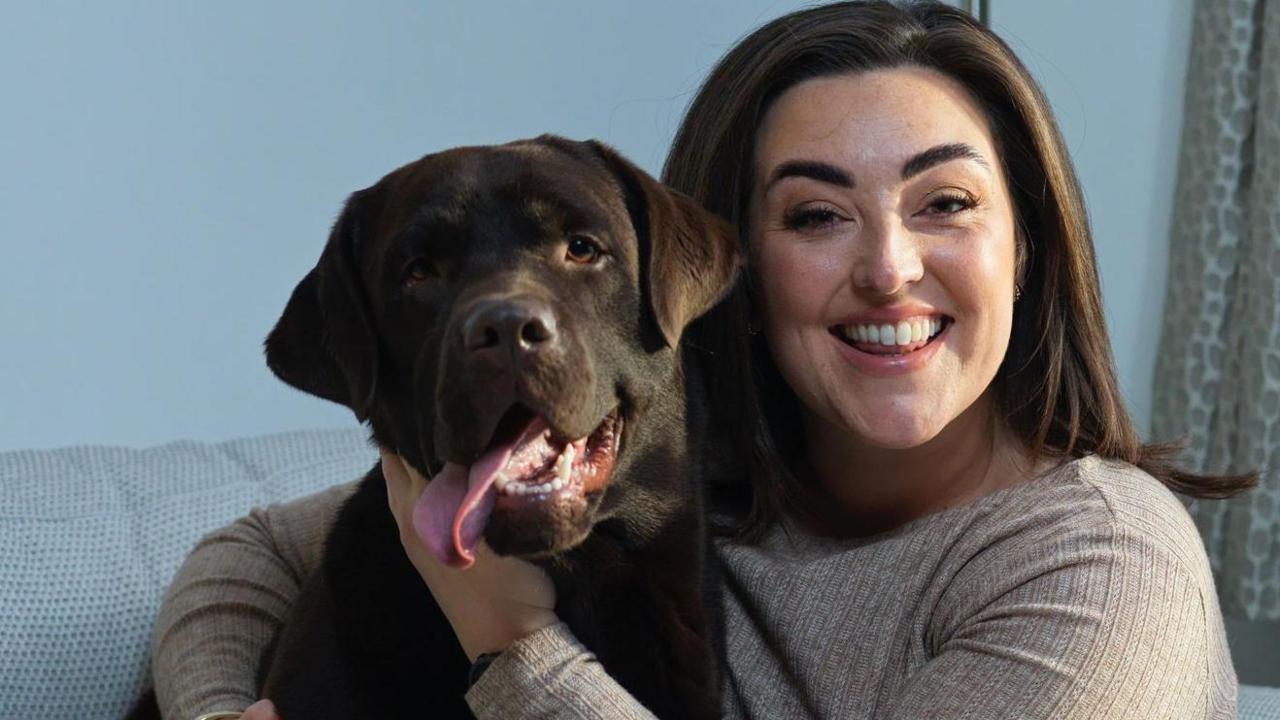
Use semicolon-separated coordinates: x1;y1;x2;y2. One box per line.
131;135;738;719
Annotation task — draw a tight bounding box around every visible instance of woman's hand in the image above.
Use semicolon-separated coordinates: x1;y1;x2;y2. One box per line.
379;446;559;661
241;699;281;720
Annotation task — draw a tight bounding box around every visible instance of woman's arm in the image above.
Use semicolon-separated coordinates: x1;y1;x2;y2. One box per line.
149;481;357;720
464;621;661;719
150;455;664;720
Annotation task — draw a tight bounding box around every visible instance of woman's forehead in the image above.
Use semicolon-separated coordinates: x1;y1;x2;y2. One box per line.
754;66;999;179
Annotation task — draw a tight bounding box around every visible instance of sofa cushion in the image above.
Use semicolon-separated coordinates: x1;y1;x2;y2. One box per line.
0;428;373;720
1244;684;1280;720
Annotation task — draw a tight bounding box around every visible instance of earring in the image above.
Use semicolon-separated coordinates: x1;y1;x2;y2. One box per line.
1014;284;1023;302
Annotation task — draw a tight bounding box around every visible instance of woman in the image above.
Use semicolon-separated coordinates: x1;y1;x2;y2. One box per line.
152;2;1251;718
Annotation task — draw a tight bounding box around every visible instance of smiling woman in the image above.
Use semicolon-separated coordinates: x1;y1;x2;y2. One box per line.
664;2;1255;543
145;2;1251;719
747;66;1023;531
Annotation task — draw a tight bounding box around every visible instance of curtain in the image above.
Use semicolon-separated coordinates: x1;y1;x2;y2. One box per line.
1153;0;1279;621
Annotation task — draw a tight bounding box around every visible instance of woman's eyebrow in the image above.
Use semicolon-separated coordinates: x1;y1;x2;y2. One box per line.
901;142;989;180
764;160;854;192
765;144;989;193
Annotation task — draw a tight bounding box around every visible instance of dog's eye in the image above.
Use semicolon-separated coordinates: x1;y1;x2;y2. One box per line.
401;258;436;289
565;235;602;265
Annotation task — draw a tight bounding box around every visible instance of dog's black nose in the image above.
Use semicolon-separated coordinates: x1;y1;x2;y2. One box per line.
462;298;558;357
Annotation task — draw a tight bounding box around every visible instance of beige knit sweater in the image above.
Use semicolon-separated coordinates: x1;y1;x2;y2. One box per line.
150;455;1236;719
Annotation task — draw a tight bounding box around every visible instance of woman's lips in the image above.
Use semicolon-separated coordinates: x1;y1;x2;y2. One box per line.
828;317;951;377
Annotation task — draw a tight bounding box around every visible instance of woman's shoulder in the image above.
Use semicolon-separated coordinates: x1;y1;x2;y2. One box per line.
930;453;1224;638
928;453;1221;625
947;453;1233;712
1001;454;1210;576
929;456;1235;717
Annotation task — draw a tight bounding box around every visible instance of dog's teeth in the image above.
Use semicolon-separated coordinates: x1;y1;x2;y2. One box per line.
555;445;575;488
491;445;577;499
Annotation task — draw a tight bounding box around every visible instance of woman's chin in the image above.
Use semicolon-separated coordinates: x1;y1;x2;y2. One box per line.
842;409;946;451
858;427;941;451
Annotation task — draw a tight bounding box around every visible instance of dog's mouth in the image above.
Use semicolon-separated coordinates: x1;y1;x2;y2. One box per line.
411;404;623;569
487;404;622;500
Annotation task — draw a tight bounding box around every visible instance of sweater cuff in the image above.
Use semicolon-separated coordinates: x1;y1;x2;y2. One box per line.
185;695;254;719
464;620;657;720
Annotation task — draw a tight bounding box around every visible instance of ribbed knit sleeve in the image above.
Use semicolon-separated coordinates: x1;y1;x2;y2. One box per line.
883;516;1222;719
869;457;1235;719
150;481;357;720
465;621;658;719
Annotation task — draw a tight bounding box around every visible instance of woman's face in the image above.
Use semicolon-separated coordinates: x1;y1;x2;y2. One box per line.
748;66;1017;451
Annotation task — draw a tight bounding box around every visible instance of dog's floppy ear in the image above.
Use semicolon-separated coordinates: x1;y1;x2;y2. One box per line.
264;190;380;420
587;140;741;348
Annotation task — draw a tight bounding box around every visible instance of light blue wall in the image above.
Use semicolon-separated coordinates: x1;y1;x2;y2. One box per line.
0;0;815;450
0;1;1186;451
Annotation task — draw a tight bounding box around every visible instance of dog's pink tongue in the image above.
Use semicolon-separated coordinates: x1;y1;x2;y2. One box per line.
411;418;545;569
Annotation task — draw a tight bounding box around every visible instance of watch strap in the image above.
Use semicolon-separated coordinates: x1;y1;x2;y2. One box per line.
467;651;501;687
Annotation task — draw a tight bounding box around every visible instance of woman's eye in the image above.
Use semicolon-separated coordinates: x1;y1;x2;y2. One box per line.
925;193;977;215
782;207;843;231
565;235;603;264
401;258;436;289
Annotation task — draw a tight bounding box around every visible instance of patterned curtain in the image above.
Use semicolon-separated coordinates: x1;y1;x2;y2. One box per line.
1153;0;1280;621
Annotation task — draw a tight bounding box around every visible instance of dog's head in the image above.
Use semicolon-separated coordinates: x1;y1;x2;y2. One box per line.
265;135;738;566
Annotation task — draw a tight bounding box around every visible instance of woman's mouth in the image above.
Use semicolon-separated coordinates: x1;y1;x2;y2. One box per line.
829;315;952;356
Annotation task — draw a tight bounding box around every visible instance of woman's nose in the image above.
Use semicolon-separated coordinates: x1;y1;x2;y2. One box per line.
851;216;924;296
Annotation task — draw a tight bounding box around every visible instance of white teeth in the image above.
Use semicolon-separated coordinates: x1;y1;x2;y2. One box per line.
497;444;574;497
837;316;946;347
556;444;575;488
895;321;911;345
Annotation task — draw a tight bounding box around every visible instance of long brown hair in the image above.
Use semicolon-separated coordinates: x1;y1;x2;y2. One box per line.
663;0;1255;540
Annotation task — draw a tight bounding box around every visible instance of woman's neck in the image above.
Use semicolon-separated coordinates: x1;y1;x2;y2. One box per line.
799;392;1031;537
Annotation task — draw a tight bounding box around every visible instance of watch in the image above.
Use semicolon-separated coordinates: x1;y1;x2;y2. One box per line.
467;651;502;687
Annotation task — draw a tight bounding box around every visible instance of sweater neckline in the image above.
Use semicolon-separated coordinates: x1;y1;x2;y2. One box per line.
765;454;1089;552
